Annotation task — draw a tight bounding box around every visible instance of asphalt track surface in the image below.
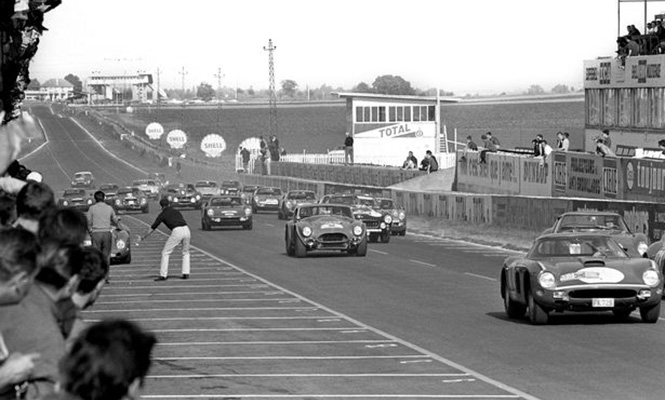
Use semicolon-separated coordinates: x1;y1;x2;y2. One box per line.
23;104;665;399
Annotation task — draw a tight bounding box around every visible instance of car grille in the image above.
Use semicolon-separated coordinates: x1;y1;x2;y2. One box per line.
361;220;380;229
320;233;347;242
569;289;637;299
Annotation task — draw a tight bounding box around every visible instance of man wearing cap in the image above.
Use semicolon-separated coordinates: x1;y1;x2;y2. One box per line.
140;198;191;281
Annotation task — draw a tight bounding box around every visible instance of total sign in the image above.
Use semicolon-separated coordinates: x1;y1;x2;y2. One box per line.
201;134;226;158
145;122;164;140
166;129;187;149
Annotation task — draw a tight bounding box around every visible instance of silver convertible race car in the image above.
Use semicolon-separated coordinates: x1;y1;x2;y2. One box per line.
501;233;663;325
285;204;367;257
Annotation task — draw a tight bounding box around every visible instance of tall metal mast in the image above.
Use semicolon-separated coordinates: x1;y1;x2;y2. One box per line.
263;39;277;138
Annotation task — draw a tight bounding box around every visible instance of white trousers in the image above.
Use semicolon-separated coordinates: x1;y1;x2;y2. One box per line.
160;226;191;277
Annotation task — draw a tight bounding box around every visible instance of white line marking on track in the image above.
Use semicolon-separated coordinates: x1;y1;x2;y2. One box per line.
151;328;360;333
95;298;295;305
464;273;498;282
125;215;541;400
157;340;397;346
19;116;49;161
147;373;469;378
154;355;428;361
142;396;521;399
442;378;477;383
409;259;437;267
264;223;276;227
369;249;389;255
85;306;319;313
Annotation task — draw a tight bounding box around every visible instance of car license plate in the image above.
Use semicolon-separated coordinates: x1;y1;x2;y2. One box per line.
266;199;278;204
128;201;135;205
592;298;614;307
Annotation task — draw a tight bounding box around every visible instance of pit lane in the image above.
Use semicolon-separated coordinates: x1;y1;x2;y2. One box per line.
23;104;665;399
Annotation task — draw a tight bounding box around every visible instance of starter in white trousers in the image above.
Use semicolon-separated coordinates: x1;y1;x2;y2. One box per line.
160;226;191;278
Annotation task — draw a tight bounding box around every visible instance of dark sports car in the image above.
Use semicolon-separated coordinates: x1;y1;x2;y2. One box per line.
99;183;119;206
285;204;367;257
163;183;203;209
201;195;252;230
58;188;93;212
501;233;663;325
114;187;149;213
83;224;131;265
251;187;282;213
220;180;242;195
320;194;392;243
70;171;95;189
278;190;317;220
542;211;649;257
376;197;406;236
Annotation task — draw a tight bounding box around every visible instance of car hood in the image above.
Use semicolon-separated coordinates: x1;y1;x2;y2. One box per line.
540;258;655;286
301;215;354;229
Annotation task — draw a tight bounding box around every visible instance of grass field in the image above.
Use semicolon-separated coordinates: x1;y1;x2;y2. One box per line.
102;99;586;158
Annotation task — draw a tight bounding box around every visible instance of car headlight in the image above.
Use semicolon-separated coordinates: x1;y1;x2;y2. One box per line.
87;199;93;205
116;240;126;250
167;195;173;201
207;209;214;217
643;270;660;287
173;197;179;203
399;211;405;220
384;215;392;224
353;225;363;236
63;200;69;206
286;201;293;209
638;242;649;256
140;198;147;204
196;194;201;200
538;271;557;289
380;222;386;229
115;199;121;205
302;226;312;237
244;207;252;216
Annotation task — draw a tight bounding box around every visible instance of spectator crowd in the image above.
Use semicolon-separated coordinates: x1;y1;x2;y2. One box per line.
0;159;157;400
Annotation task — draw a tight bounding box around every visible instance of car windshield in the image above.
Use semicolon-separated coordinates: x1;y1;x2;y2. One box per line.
328;196;354;205
74;173;91;179
210;197;241;206
357;197;376;207
557;215;629;232
221;181;240;188
118;188;140;195
196;181;217;188
256;188;281;195
100;184;118;191
287;191;316;201
64;189;85;196
243;187;257;193
377;199;394;209
298;205;352;219
529;236;628;258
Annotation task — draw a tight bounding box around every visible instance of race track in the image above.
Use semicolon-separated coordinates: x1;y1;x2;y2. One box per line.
25;104;665;399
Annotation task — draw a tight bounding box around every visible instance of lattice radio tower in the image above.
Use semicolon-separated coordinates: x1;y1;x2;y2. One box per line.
263;39;277;138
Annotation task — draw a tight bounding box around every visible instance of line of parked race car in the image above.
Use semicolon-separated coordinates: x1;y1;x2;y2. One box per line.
60;171;409;262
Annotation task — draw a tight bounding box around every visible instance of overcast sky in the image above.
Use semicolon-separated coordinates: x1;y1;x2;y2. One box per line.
29;0;658;95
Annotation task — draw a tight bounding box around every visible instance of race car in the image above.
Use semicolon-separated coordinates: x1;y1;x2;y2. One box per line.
376;197;407;236
201;195;252;230
195;180;220;200
132;179;160;199
501;233;663;325
114;187;149;213
542;211;649;258
58;188;93;212
98;183;120;206
241;185;260;205
277;190;317;220
83;223;132;265
284;204;367;257
220;180;242;195
320;193;392;243
70;171;95;189
251;187;282;213
147;172;168;190
163;183;203;209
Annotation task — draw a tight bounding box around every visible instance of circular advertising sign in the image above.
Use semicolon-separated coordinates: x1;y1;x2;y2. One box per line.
166;129;187;149
145;122;164;140
200;134;226;158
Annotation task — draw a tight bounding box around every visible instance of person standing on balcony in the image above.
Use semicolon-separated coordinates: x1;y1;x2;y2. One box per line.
343;132;354;165
239;146;250;173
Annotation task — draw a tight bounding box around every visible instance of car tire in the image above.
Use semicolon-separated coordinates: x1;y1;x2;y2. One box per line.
527;290;549;325
399;230;406;236
381;232;391;243
355;239;367;257
368;234;376;243
142;206;149;213
503;282;526;319
640;302;661;323
294;237;307;258
243;222;253;230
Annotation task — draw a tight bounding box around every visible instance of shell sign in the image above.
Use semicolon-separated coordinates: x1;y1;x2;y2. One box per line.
145;122;164;140
166;130;187;149
200;134;226;158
